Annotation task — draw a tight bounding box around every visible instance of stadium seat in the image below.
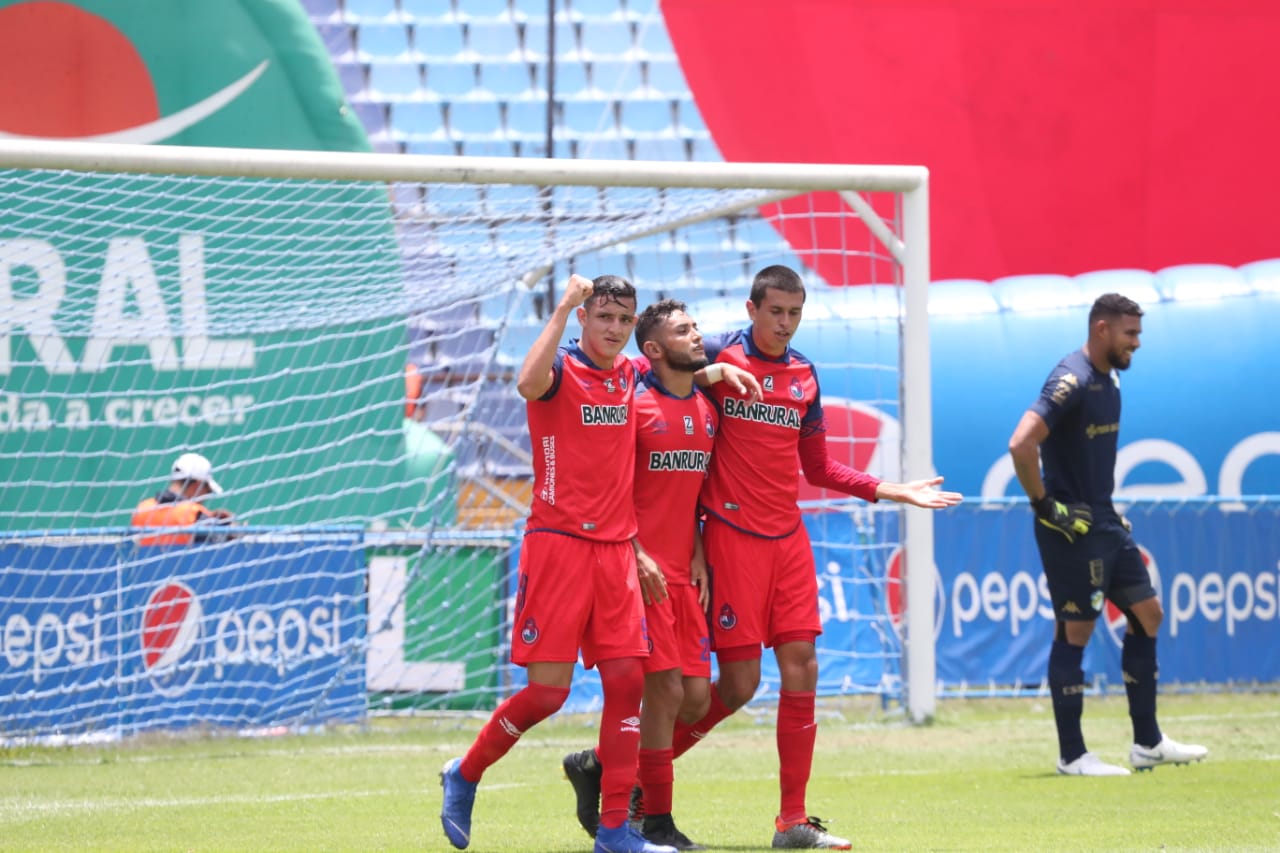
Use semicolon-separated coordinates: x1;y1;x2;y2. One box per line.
392;183;425;216
579;19;634;59
302;0;342;20
336;62;369;99
406;138;460;156
414;20;468;59
927;280;1000;316
426;62;478;100
675;99;707;136
455;0;514;21
371;137;407;153
467;20;522;59
523;20;579;60
562;99;619;139
687;136;721;161
351;101;390;136
620;99;673;136
448;100;505;139
590;59;642;96
504;101;552;142
635;19;674;59
368;60;424;99
1153;264;1251;302
629;248;688;284
400;0;455;22
359;22;413;58
393;101;448;137
315;22;356;58
991;274;1085;312
643;59;686;97
345;0;400;22
517;138;576;159
576;137;631;160
547;60;592;99
1239;258;1280;293
479;61;535;100
460;138;519;157
1074;269;1160;306
570;0;627;21
632;137;687;161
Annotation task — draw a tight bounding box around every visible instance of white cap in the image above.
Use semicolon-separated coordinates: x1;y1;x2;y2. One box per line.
171;452;223;494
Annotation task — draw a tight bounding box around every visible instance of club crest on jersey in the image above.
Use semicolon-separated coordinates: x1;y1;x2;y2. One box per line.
683;415;694;434
520;617;539;644
704;413;715;437
717;603;737;631
604;377;616;393
790;377;804;400
763;376;775;392
1090;590;1105;614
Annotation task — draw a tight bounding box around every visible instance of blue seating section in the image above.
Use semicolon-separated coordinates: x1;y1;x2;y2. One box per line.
316;0;712;162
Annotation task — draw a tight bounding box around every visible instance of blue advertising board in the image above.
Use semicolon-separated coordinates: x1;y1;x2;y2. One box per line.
0;536;366;740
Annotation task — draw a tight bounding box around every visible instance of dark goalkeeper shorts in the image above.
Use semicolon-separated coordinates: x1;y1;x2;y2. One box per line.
1034;517;1157;621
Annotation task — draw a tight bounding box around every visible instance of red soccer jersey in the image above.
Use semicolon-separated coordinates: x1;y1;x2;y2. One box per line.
633;372;717;583
699;328;832;538
525;342;638;542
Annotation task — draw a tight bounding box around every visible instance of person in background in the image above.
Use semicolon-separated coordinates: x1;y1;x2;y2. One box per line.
131;452;234;545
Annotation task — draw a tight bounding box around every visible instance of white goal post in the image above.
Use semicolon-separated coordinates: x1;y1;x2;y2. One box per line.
0;138;937;731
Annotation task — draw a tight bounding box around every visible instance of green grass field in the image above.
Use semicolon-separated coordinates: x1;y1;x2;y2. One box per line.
1;692;1276;852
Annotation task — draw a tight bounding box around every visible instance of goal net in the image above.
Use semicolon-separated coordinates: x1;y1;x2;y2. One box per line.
0;140;934;741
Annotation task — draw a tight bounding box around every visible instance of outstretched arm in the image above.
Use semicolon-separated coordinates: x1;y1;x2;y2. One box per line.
799;430;962;508
516;274;593;401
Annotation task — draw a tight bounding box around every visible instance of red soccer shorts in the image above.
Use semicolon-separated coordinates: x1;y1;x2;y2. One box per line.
510;532;649;669
703;517;821;650
643;579;711;677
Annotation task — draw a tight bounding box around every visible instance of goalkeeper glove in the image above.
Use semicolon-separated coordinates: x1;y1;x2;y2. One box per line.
1032;495;1092;544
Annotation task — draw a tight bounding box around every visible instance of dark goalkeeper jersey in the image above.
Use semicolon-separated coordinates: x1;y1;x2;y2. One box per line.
525;341;638;542
1030;347;1123;515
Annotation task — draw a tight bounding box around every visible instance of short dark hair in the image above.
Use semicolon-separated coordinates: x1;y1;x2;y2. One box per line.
635;298;688;347
585;274;637;310
1088;292;1143;327
749;264;806;306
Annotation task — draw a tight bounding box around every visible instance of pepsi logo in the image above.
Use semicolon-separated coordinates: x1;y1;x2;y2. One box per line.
884;546;946;642
141;581;203;696
798;397;900;507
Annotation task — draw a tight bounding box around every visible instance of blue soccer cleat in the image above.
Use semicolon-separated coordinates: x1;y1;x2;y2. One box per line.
439;757;477;850
594;821;678;853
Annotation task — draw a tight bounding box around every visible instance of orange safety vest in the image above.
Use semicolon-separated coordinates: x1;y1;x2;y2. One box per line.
131;496;210;546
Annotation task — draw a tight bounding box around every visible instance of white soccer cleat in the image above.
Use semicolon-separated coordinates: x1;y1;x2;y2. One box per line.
1130;736;1208;771
1056;752;1131;776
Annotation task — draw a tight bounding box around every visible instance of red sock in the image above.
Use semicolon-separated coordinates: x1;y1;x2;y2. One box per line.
777;690;816;825
638;747;674;816
671;683;734;759
459;681;568;782
597;657;645;829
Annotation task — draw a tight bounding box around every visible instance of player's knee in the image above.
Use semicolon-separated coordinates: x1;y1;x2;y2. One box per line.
677;681;711;724
643;670;684;710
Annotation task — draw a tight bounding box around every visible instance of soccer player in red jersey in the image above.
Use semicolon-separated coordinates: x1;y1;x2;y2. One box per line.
563;299;719;851
440;274;677;853
682;265;962;849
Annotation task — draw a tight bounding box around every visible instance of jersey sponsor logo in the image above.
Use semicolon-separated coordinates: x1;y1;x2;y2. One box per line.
683;415;694;434
1085;422;1120;439
763;376;775;392
581;404;628;425
520;617;539;644
790;377;804;400
716;603;737;630
721;396;801;429
647;449;711;473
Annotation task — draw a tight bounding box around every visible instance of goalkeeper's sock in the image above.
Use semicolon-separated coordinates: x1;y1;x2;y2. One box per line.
672;682;734;759
637;748;674;816
777;690;817;826
597;657;644;830
460;681;569;781
1048;640;1087;763
1122;633;1162;747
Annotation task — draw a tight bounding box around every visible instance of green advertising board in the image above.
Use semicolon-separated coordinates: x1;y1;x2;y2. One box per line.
0;0;425;530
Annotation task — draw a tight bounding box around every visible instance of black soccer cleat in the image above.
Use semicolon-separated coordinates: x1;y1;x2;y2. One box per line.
642;812;706;851
628;784;645;828
563;748;603;838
